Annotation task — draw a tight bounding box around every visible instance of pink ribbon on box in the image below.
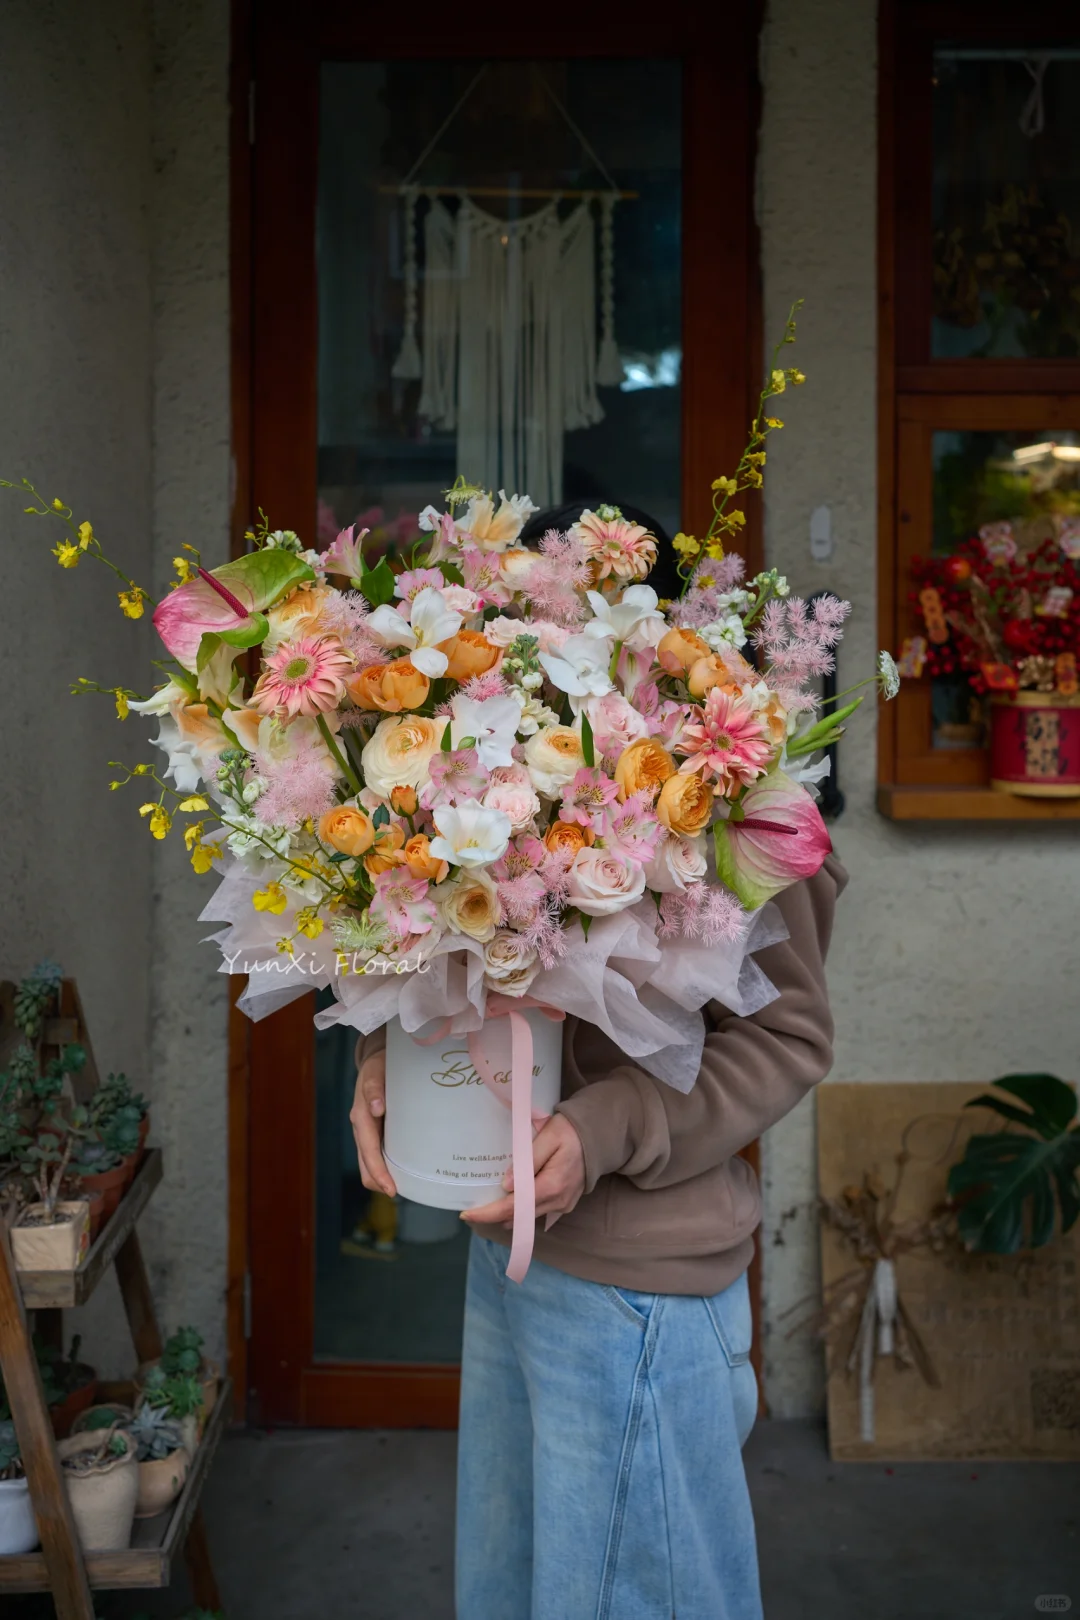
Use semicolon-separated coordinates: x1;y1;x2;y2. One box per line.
413;995;564;1283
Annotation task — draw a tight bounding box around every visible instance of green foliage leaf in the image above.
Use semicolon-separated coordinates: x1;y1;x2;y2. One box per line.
360;557;396;608
217;610;270;650
948;1074;1080;1253
438;561;465;586
581;711;595;768
371;804;390;829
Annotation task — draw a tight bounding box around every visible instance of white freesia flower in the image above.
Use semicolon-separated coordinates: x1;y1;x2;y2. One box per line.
428;799;512;869
128;681;188;717
582;584;665;651
538;634;614;702
450;694;521;769
365;586;462;677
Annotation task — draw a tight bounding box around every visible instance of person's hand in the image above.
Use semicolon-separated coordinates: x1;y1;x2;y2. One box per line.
462;1113;585;1229
350;1050;397;1197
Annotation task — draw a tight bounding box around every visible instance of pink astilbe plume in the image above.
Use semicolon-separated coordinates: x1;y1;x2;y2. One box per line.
517;902;569;969
672;554;747;629
527;528;590;626
253;755;337;828
319;590;389;668
753;594;850;684
658;883;743;945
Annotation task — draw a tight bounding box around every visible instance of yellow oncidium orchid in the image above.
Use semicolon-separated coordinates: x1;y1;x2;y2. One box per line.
253;882;288;915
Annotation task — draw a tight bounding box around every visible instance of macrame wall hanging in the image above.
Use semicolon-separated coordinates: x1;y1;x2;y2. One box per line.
389;65;630;507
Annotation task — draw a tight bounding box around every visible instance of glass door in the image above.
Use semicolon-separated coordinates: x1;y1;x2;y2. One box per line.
244;5;761;1428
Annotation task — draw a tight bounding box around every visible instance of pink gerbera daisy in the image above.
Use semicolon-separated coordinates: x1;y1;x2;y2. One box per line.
252;634;353;719
570;507;658;583
677;688;772;795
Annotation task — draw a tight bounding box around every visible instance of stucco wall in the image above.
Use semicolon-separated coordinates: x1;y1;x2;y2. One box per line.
0;0;230;1374
757;0;1080;1415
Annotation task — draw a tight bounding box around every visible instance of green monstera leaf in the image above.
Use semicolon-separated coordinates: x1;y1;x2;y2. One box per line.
153;550;316;669
947;1074;1080;1254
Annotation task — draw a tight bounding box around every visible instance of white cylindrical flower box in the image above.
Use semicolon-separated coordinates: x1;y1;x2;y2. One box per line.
384;1010;563;1210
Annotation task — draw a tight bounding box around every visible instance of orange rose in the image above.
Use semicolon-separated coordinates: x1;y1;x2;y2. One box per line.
317;805;375;858
613;737;676;802
544;820;595;858
657;626;710;675
389;784;419;816
347;657;430;713
403;832;449;883
364;824;407;877
438;629;500;682
657;770;714;836
686;655;739;699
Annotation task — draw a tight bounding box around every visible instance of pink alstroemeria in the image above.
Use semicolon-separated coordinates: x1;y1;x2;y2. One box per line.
320;525;369;584
370;870;438;939
461;545;513;606
421;747;490;809
677;688;772;794
598;790;662;864
713;771;832;909
559;767;621;828
395;566;446;604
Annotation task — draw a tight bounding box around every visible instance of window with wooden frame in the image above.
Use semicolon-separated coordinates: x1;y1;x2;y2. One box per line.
878;2;1080;820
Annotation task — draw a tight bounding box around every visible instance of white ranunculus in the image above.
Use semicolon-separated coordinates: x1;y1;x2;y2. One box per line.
538;635;614;702
566;847;647;916
450;693;520;769
428;799;512;869
523;725;586;797
360;714;447;801
642;831;708;893
482;931;540;997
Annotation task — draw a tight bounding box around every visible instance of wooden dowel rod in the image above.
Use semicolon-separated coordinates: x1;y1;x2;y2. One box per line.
377;184;638;200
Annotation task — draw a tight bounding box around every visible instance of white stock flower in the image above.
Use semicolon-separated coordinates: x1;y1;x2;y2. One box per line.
582;584;665;651
700;614;749;652
365;586;462;677
538;634;614;702
509;687;560;736
450;693;520;769
428;799;512;869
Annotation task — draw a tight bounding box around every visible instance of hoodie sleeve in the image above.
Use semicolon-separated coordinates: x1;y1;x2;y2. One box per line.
554;853;847;1194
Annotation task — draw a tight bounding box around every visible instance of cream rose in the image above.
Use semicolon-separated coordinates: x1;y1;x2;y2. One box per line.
483;764;541;833
482;931;540;997
523;725;585;797
567;847;647;916
437;869;502;942
360;714;446;800
642;831;708;893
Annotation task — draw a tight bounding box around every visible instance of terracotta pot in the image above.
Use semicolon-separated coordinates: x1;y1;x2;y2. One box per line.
75;1164;127;1223
58;1430;138;1551
50;1370;100;1439
10;1201;90;1272
135;1446;189;1519
119;1152;140;1192
83;1188;106;1242
0;1476;38;1556
990;691;1080;796
72;1403;135;1436
136;1112;150;1168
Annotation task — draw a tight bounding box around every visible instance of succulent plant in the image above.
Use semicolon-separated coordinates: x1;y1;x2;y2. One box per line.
0;1419;22;1480
129;1402;185;1462
162;1326;205;1378
142;1365;203;1420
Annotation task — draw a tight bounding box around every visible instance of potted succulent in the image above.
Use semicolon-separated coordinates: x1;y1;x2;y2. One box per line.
128;1401;190;1518
137;1326;220;1430
36;1333;100;1439
138;1367;205;1456
90;1072;149;1186
57;1426;138;1551
0;1417;38;1556
10;1124;90;1272
72;1401;135;1435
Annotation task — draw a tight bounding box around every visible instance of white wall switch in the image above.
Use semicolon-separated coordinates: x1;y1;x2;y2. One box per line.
810;504;833;562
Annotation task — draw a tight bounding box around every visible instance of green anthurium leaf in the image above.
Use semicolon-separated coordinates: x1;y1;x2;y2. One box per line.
217;610;270;650
196;633;222;674
713;820;759;909
360;557;396;609
155;549;315;668
581;711;595;768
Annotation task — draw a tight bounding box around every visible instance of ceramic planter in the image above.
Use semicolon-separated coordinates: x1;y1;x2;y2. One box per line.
990;691;1080;796
58;1430;138;1551
10;1201;90;1272
134;1446;189;1519
384;1009;563;1210
72;1403;135;1437
50;1369;100;1440
0;1476;38;1556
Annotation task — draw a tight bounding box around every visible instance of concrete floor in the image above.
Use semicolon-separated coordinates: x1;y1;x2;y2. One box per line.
12;1420;1080;1619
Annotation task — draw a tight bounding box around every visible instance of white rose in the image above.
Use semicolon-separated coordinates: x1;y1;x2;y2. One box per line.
523;725;586;797
483;615;526;648
483;765;541;833
437;870;502;942
642;831;708;894
482;931;540;997
360;714;447;801
440;585;481;614
566;847;647;916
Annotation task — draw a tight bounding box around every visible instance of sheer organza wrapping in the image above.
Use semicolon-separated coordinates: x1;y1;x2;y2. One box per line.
200;859;786;1093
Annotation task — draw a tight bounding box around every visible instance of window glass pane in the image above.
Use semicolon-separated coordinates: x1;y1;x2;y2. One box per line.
317;59;682;564
932;48;1080;359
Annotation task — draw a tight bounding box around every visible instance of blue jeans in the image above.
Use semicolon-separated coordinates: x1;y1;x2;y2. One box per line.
456;1235;762;1620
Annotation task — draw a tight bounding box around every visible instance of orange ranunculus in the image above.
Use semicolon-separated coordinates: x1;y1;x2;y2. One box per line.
347;657;430;713
389;784;419;816
403;833;449;883
657;626;710;675
438;629;500;682
543;820;595;858
364;823;407;877
656;770;713;836
317;805;375;858
686;655;739;699
613;737;676;802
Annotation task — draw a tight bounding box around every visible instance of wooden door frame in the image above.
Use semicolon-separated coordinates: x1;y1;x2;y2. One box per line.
229;0;765;1427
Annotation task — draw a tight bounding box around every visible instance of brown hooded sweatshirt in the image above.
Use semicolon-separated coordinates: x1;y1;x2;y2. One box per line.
358;852;846;1296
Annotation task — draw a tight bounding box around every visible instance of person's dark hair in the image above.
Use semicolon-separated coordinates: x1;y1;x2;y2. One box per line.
518;501;681;600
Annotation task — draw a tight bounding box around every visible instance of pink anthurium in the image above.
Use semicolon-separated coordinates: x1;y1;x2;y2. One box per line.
713;771;832;909
154;550;317;670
